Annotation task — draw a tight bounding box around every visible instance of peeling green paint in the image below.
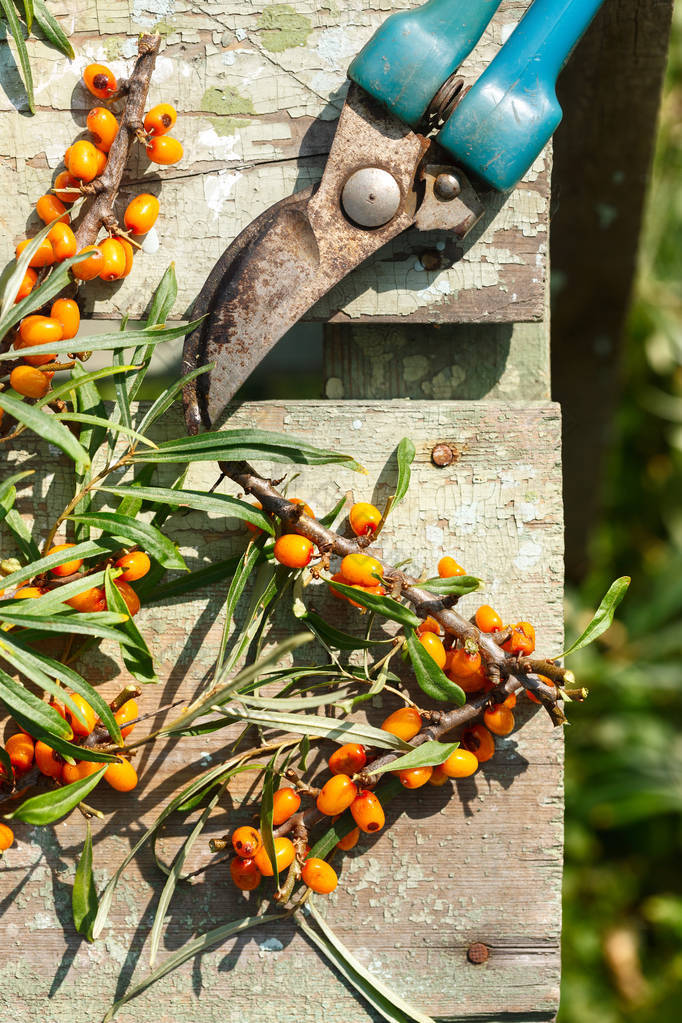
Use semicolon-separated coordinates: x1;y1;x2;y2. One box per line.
200;87;254;137
256;4;312;52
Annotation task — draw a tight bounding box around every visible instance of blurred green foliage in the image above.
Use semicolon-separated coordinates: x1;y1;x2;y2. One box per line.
560;8;682;1021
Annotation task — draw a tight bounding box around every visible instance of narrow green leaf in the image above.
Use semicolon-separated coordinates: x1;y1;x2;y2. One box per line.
0;470;33;502
0;219;54;316
239;685;362;712
0;642;93;730
0;608;142;650
394;437;416;506
318;495;348;528
0;0;33;112
145;263;178;328
9;705;118;763
224;704;411;751
21;0;34;33
325;578;420;628
96;484;275;534
0;318;203;363
0;745;13;781
69;512;186;572
102;913;285;1022
297;902;438;1023
405;629;466;705
259;758;278;885
303;611;394;651
420;575;482;596
136;364;212;435
55;413;158;449
0;539;115;591
34;366;141;412
370;740;459;777
73;821;98;941
0;667;73;738
0;392;89;467
562;576;631;657
33;0;74;57
215;542;270;679
0;503;41;561
104;569;157;684
311;778;402;859
0;253;86;338
6;767;106;824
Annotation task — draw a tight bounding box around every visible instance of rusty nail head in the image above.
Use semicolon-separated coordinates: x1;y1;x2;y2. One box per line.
434;172;462;201
467;942;489;964
431;443;455;467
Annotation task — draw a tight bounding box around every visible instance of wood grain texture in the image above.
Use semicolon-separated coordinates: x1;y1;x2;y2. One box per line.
0;0;547;324
0;401;564;1022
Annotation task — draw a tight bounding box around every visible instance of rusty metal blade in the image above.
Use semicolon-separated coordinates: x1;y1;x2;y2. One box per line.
182;85;429;432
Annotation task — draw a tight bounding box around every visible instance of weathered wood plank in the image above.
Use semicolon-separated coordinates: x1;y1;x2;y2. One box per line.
0;1;548;324
1;401;563;1022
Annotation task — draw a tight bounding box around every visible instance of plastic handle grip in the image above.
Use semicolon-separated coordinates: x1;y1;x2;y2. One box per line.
437;0;606;192
347;0;503;129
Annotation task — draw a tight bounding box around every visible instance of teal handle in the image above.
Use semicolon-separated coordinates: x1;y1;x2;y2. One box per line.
437;0;606;191
347;0;503;129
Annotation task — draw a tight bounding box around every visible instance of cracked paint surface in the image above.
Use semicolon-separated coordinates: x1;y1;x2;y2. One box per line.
0;400;564;1022
0;0;546;323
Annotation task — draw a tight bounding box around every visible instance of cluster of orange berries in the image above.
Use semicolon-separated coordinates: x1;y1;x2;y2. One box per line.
8;62;181;402
0;695;139;851
11;547;150;618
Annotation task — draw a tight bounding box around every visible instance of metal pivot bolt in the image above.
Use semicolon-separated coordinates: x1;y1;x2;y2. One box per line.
341;167;401;227
434;172;462;201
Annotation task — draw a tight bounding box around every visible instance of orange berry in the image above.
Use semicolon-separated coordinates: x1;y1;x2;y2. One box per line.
245;499;264;535
47;543;83;577
339;553;383;588
441;748;479;778
115;551;151;582
350;789;385;833
287;496;314;520
68;140;101;183
461;724;495;763
349;501;381;536
329;574;384;609
123;193;159;235
34;740;64;780
253;836;296;876
50;299;80;341
86;106;119;152
526;674;556;705
6;733;34;773
484;705;515;737
53;171;81;203
271;786;301;827
94;148;108;176
428;765;450;786
13;586;44;599
62;759;101;784
381;706;422;742
503;621;536;657
397;765;433;789
273;534;314;569
9;365;51;399
113;579;141;616
113;236;134;277
146;136;183;165
47;222;77;261
503;692;517;709
104;756;137;792
301;857;338;894
336;826;360;851
316;774;358;816
0;823;14;851
15;267;37;302
64;693;96;738
98;237;127;281
144;103;177;136
230;856;262;891
83;63;117;99
475;605;503;633
114;698;139;739
438;556;466;578
232;826;262;859
328;743;367;776
66;586;106;613
446;648;483;692
36;194;69;225
16;237;54;268
19;314;62;348
72;245;104;281
418;632;447;669
416;615;441;637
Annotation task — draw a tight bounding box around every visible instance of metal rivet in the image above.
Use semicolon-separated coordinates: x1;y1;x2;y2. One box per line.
434;172;462;201
431;443;455;467
341;168;401;228
467;942;489;964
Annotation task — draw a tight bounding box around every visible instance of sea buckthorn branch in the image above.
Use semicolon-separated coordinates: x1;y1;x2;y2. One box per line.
74;35;161;249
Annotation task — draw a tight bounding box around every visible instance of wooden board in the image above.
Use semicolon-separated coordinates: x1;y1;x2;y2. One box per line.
0;401;564;1022
0;0;547;324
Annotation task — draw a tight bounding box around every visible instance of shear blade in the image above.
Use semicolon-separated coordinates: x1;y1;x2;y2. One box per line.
182;84;430;432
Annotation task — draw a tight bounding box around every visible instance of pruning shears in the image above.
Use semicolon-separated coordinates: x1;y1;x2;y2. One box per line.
183;0;606;433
